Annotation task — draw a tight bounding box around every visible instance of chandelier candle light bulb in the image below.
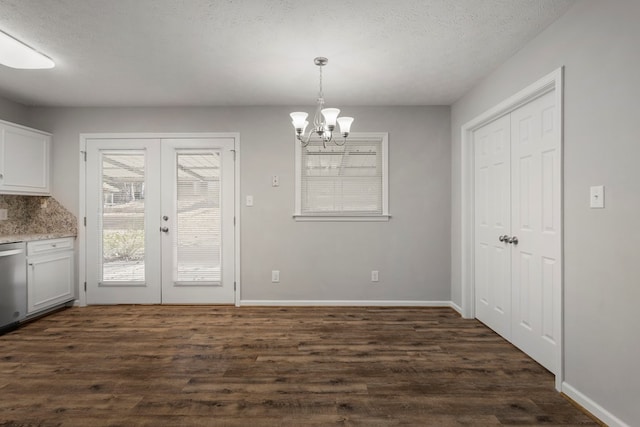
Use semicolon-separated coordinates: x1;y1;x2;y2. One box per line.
290;57;354;147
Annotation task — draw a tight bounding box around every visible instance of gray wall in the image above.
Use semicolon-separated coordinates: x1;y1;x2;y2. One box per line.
27;106;451;302
451;0;640;424
0;96;30;126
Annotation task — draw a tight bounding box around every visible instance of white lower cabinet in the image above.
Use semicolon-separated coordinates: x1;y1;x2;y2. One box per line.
27;237;75;315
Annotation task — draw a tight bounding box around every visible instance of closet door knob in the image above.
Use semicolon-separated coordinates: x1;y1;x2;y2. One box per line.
507;236;519;245
498;235;509;242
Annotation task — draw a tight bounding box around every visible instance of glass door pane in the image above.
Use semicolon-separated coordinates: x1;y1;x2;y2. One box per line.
100;152;146;283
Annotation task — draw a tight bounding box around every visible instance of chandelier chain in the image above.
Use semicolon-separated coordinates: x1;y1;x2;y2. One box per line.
318;64;323;99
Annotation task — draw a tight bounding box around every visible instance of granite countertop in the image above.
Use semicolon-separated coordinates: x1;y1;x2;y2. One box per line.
0;195;78;245
0;232;77;244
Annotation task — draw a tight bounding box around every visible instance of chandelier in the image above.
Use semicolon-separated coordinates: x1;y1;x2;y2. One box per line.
290;57;354;148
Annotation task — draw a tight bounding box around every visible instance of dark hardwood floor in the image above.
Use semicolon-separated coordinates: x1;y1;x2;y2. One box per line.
0;306;598;426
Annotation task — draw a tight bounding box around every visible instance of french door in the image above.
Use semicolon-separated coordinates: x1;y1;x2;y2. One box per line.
85;137;235;304
474;89;560;373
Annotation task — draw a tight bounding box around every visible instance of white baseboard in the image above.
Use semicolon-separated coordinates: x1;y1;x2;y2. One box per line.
239;300;455;308
562;382;629;427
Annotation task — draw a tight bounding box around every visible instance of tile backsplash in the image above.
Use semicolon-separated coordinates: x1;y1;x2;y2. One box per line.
0;195;77;236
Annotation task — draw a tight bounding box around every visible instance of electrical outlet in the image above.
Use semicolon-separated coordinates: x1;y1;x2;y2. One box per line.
272;175;279;187
271;270;280;283
371;270;379;282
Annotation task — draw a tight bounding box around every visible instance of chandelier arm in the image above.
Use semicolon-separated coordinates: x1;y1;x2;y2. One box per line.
333;136;347;146
297;132;312;146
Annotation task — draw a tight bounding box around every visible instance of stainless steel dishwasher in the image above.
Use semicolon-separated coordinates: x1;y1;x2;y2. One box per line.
0;242;27;334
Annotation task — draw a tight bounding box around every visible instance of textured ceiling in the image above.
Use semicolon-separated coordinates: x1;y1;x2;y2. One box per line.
0;0;575;107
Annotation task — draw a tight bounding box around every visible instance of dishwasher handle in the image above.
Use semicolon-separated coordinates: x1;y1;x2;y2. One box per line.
0;248;24;257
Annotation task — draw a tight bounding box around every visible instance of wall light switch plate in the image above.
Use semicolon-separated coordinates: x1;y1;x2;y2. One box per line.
0;208;7;220
271;270;280;283
590;185;604;208
246;195;254;207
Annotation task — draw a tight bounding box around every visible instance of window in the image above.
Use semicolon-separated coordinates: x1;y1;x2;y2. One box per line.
294;132;389;221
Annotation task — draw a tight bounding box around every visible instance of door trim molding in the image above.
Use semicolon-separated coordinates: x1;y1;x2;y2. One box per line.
459;67;564;389
78;132;241;308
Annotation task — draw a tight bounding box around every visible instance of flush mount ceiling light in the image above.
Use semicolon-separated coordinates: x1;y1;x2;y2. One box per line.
290;57;353;148
0;30;55;69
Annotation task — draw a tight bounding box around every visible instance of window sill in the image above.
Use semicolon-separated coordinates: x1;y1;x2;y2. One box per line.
293;214;391;222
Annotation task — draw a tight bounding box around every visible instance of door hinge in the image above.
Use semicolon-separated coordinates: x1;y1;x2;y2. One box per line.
84;282;87;292
83;217;87;227
234;281;236;291
233;216;236;226
230;149;236;161
81;150;87;162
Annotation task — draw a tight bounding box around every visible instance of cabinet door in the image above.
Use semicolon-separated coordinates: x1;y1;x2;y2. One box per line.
27;251;74;314
0;123;51;195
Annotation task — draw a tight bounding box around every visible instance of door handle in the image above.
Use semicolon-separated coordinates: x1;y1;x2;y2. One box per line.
498;235;509;242
160;227;169;233
0;249;24;257
507;236;519;245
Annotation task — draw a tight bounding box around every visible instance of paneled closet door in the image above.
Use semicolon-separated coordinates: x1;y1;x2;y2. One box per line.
473;89;560;375
473;114;512;339
510;90;560;373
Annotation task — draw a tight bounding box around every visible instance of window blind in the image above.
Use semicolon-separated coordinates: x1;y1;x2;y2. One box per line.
175;151;221;283
301;139;383;215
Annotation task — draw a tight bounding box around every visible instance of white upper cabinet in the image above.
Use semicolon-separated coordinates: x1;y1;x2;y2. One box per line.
0;120;51;195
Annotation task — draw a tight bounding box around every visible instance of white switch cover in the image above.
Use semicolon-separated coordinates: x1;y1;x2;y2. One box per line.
590;186;604;208
371;270;379;282
272;175;279;187
246;195;254;207
271;270;280;283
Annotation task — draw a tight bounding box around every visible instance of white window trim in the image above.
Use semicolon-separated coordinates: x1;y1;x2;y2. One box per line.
294;132;390;222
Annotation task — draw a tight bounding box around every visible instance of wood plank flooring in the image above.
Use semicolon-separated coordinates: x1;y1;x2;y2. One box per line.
0;306;598;426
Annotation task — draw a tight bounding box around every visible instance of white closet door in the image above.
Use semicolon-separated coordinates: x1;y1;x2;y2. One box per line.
473;89;560;375
474;115;512;339
510;90;560;372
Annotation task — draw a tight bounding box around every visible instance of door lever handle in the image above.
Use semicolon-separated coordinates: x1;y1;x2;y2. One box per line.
160;227;169;233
